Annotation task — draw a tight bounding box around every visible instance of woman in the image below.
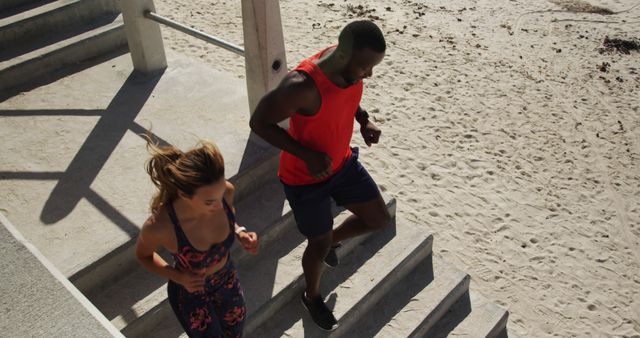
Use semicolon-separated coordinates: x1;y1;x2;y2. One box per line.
136;138;259;337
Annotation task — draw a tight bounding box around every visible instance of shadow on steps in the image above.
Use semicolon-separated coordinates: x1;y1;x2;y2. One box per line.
254;218;399;338
344;253;436;338
422;290;471;338
0;46;128;102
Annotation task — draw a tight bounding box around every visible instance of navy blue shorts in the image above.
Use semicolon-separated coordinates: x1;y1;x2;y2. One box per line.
282;147;380;238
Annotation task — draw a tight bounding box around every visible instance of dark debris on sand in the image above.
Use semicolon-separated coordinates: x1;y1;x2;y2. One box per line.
598;62;610;72
599;36;640;54
551;0;614;15
346;4;377;18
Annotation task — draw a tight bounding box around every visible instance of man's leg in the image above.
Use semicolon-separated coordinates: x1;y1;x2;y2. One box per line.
281;182;334;299
302;231;332;299
296;217;339;331
332;193;390;245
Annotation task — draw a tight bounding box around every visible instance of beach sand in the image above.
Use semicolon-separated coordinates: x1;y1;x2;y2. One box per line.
151;0;640;336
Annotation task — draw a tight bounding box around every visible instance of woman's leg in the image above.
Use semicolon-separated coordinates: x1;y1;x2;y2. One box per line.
211;263;246;337
168;280;223;337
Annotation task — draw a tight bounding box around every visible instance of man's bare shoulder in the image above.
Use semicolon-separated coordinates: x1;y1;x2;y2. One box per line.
279;70;316;94
250;69;319;122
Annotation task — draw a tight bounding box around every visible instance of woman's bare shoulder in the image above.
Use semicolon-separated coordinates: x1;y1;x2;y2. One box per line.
224;181;235;205
141;208;174;240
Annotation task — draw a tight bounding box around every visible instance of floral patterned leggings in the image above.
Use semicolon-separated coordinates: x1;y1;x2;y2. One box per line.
168;260;245;338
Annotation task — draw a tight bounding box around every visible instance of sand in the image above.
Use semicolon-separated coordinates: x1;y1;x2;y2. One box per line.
150;0;640;336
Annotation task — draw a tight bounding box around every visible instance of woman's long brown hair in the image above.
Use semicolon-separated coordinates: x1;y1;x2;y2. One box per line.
144;135;225;212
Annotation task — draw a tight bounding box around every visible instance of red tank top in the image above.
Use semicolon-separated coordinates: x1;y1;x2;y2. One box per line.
278;47;363;185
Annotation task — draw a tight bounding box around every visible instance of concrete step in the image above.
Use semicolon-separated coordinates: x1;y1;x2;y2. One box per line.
449;291;509;338
0;12;121;62
426;289;510;338
0;0;53;15
0;13;126;93
118;192;397;338
0;213;124;338
249;216;432;337
88;251;169;332
377;257;472;338
0;0;120;60
226;143;279;205
345;253;470;338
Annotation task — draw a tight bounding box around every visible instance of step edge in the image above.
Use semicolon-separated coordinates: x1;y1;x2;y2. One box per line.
0;14;124;71
329;232;435;336
406;257;472;338
0;0;118;27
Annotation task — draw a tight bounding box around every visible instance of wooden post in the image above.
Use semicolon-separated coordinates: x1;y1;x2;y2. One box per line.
241;0;287;115
120;0;167;73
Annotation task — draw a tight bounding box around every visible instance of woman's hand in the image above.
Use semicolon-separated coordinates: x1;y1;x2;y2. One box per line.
175;270;206;293
237;231;259;255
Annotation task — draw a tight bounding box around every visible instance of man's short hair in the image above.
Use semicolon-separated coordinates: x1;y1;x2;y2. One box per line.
338;20;386;53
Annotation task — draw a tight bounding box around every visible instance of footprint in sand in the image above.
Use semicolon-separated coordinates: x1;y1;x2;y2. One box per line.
547;0;613;14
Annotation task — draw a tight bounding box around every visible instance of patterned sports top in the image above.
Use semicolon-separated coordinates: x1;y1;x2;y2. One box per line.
168;199;236;273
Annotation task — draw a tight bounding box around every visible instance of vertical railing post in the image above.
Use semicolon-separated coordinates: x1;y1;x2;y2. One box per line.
241;0;287;115
120;0;167;73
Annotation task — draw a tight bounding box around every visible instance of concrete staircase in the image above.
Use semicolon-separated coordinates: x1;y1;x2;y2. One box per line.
84;164;513;338
0;2;517;336
0;0;127;97
53;59;511;336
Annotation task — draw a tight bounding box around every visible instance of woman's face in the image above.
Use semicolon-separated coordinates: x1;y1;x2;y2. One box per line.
185;178;227;213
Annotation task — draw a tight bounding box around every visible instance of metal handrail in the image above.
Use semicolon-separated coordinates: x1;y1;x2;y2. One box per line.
144;10;245;56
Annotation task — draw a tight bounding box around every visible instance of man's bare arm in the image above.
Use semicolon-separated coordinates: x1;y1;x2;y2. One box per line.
250;72;332;178
250;73;312;159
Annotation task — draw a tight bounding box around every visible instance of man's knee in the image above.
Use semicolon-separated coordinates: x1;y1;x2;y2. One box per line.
367;207;391;230
306;232;333;257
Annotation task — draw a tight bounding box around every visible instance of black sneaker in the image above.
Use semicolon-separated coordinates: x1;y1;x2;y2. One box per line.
324;243;341;268
301;292;338;331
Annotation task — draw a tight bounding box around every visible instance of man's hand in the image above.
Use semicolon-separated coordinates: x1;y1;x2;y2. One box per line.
237;231;259;255
360;121;381;147
303;150;333;179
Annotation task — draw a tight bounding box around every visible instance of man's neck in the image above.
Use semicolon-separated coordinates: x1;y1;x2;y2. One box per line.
316;47;350;88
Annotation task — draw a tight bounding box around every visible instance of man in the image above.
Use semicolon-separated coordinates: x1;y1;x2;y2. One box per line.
249;20;390;331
